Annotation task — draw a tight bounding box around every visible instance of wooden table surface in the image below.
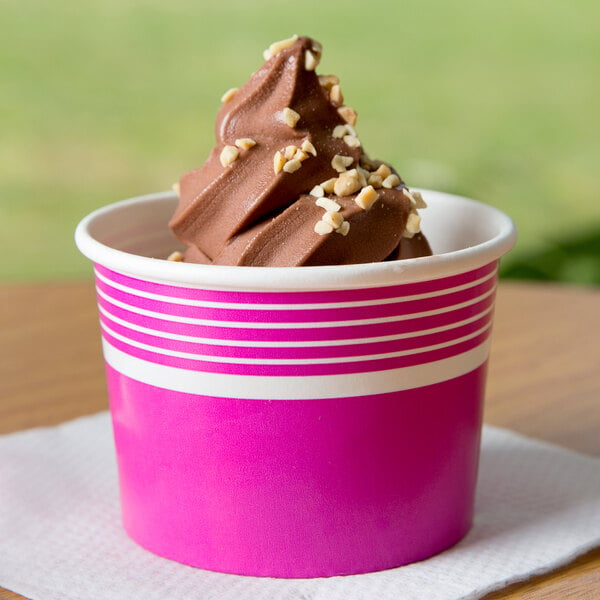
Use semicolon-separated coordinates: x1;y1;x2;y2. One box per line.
1;280;599;599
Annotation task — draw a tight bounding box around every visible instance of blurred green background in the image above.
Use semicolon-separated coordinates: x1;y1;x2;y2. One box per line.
1;0;598;283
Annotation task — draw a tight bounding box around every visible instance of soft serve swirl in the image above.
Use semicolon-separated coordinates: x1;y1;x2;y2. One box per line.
169;35;431;266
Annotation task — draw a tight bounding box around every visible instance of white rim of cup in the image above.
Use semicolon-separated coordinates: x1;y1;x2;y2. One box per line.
75;190;517;290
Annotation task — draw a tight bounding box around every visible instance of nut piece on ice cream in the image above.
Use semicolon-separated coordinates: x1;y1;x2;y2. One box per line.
169;35;432;266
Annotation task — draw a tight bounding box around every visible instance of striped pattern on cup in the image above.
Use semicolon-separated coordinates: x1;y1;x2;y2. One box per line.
95;261;498;399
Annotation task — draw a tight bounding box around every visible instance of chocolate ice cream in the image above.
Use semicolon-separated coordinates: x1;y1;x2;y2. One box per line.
169;35;431;266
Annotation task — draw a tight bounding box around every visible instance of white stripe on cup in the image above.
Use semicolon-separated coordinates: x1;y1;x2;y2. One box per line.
100;320;492;366
102;337;491;399
95;285;497;329
94;267;497;310
97;302;494;348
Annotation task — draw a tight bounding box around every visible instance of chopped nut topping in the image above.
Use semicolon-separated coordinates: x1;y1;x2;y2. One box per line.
382;174;401;189
294;149;309;162
220;145;240;167
343;134;361;148
356;167;369;188
375;163;392;179
345;123;357;137
405;212;422;235
337;106;357;126
310;185;325;198
301;140;317;156
235;138;256;150
331;154;354;172
263;35;299;60
167;251;184;262
171;182;180;196
329;84;344;107
220;87;238;103
320;178;337;194
283;158;302;173
273;150;285;174
305;50;319;71
337;220;350;236
314;220;334;235
284;145;297;160
318;74;340;90
332;124;348;139
355;185;379;210
367;173;383;188
322;210;344;229
410;190;427;209
283;107;301;128
334;169;362;196
316;197;341;212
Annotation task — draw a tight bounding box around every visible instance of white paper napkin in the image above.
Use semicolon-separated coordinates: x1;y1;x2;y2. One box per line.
1;412;599;600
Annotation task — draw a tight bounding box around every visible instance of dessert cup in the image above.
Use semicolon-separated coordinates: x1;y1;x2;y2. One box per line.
75;189;516;577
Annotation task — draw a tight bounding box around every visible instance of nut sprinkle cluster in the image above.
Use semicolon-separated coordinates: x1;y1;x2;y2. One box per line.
257;35;426;241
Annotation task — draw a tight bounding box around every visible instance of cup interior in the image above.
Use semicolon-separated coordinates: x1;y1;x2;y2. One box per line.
85;193;183;259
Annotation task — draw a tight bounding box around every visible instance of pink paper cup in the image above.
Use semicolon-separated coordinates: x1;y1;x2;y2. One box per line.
75;189;516;577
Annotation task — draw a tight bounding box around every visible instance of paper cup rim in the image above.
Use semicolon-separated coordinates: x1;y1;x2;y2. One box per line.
75;189;517;290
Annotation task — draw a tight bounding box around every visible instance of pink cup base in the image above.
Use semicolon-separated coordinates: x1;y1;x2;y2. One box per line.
107;363;486;578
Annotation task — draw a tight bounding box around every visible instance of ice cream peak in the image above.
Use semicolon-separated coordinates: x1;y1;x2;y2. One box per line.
169;35;432;266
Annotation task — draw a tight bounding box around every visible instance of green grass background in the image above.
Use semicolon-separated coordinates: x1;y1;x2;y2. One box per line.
1;0;598;283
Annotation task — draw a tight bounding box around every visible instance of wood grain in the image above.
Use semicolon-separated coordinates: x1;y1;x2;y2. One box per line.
485;282;600;457
1;280;599;599
0;283;107;434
